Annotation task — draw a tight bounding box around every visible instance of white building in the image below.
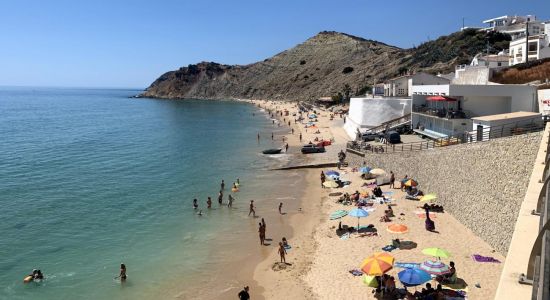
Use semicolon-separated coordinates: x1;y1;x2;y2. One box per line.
509;32;550;65
383;73;450;97
471;53;510;68
372;83;384;96
411;84;538;138
471;111;541;141
344;97;411;138
483;15;544;40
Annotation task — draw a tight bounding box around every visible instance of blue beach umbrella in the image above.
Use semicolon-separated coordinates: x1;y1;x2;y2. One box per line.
398;268;432;286
325;170;340;176
359;166;371;174
348;208;370;229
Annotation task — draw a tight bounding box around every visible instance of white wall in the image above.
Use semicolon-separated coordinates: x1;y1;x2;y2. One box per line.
344;97;412;138
449;84;538;115
461;96;511;116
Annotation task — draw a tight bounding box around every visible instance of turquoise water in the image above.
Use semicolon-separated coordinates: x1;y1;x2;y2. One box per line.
0;87;301;299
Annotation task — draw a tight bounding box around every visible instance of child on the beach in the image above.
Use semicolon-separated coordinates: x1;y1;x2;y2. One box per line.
278;242;287;263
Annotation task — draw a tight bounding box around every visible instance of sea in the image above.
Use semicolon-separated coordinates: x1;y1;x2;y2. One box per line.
0;87;304;299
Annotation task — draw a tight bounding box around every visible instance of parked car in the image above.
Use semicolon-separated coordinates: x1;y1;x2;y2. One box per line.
361;133;379;142
387;131;401;144
316;140;332;147
301;144;325;154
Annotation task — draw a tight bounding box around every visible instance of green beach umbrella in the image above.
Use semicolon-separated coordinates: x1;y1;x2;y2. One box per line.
422;247;451;259
362;275;379;287
330;210;348;220
419;194;437;202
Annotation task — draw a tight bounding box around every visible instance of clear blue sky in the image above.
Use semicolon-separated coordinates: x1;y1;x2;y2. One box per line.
1;0;548;88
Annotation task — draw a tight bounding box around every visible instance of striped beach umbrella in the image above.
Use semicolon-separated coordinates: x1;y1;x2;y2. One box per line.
387;224;409;234
419;194;437;202
360;252;394;276
420;260;450;275
422;247;451;259
404;179;418;187
329;210;348;220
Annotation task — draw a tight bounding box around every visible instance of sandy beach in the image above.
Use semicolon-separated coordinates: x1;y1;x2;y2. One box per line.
245;99;505;300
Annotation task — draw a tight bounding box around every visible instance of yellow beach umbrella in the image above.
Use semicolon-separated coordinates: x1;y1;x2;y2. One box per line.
419;194;437;202
422;247;451;259
323;181;339;188
387;224;409;234
360;252;394;276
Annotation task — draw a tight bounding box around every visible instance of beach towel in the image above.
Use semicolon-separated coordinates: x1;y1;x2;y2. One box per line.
395;262;420;269
349;269;363;276
472;254;501;263
382;245;396;252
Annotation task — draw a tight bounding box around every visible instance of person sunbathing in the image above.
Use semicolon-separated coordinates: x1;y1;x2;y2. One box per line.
380;215;391;222
384;205;394;217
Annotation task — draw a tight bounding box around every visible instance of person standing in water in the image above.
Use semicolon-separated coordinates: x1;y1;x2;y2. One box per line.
237;178;240;186
193;198;198;209
257;132;260;143
119;263;127;282
271;132;274;140
228;195;234;208
218;190;223;204
248;200;256;217
207;197;212;208
221;180;225;190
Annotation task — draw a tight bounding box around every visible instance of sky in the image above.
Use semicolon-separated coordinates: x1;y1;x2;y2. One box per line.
0;0;549;88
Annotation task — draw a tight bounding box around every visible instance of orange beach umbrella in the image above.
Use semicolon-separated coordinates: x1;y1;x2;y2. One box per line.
404;179;418;187
387;224;409;234
360;252;394;276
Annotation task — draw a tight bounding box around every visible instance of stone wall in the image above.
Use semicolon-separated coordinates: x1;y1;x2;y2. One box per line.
347;132;543;255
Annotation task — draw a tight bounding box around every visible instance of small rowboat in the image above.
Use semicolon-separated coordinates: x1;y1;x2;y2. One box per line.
262;148;282;154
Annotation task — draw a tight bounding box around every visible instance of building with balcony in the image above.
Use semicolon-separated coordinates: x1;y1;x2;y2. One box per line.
411;84;539;138
482;15;544;40
383;72;450;97
509;32;550;65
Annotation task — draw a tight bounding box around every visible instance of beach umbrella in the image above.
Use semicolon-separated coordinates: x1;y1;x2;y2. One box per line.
422;247;451;259
359;166;371;174
369;169;386;176
398;268;432;286
329;210;348;220
323;181;339;188
362;275;379;288
404;179;418;187
326;174;340;181
360;252;394;276
348;208;370;229
419;194;437;202
420;260;450;275
325;170;340;176
387;224;409;234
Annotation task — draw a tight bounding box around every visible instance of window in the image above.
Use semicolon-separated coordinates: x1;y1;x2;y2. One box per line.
529;42;537;52
498;62;502;66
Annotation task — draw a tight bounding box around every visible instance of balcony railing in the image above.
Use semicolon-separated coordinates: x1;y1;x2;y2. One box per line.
412;106;470;119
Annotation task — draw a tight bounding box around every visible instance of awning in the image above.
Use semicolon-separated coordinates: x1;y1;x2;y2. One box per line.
426;96;457;102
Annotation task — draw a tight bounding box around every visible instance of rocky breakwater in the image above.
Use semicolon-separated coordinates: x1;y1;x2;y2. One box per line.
347;132;543;255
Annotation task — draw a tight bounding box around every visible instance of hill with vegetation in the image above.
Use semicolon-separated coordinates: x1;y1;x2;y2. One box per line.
492;58;550;87
140;29;511;101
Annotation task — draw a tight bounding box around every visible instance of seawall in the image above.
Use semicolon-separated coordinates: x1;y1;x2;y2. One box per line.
347;132;543;255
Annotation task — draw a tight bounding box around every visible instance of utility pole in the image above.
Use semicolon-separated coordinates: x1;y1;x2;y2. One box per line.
462;17;465;30
525;20;529;63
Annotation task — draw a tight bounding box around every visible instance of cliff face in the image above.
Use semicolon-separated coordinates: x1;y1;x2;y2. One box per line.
141;30;510;101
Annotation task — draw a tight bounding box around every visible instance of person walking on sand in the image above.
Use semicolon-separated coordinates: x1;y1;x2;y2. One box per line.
279;202;283;214
278;242;287;263
320;171;326;188
221;180;225;191
238;286;250;300
258;222;265;245
389;171;395;189
285;143;289;153
248;200;256;217
291;128;294;134
299;133;302;142
207;197;212;209
218;191;223;205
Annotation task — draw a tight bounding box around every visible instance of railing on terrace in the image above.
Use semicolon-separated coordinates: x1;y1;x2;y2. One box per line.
364;113;411;134
347;117;547;154
519;128;550;299
412;105;471;119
